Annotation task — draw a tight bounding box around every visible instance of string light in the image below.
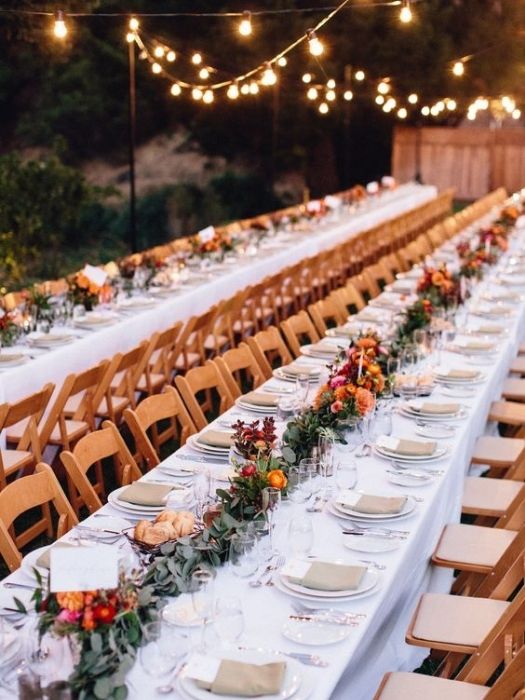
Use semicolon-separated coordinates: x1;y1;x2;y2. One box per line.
375;95;385;105
513;109;521;120
249;81;259;94
153;46;165;58
302;73;313;84
203;89;214;104
240;83;250;95
170;83;182;96
355;70;365;81
199;67;210;80
53;10;68;39
408;93;418;104
261;62;277;86
446;99;457;110
319;102;329;114
126;32;135;43
129;17;139;31
192;87;203;100
326;89;336;102
397;107;408;119
239;11;252;37
166;50;176;62
421;106;430;116
151;62;162;74
277;56;287;67
452;61;465;77
377;81;390;95
191;52;203;65
227;83;239;99
307;87;318;100
399;0;413;24
343;90;353;101
326;79;336;89
307;29;324;57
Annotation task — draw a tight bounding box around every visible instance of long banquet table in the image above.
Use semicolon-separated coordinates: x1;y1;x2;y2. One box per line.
1;197;523;699
0;183;436;406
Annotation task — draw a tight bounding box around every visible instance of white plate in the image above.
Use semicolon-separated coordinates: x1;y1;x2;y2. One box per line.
300;344;340;359
180;649;303;700
326;500;416;525
282;618;352;646
273;368;322;383
398;407;467;423
374;444;449;462
107;485;190;514
75;315;117;329
158;464;198;477
405;401;464;419
118;297;157;310
415;424;455;439
274;569;379;603
439;387;476;398
76;515;132;539
235;398;278;414
187;434;231;455
162;599;203;627
342;533;400;553
29;334;74;347
332;494;416;521
0;354;28;368
387;471;434;488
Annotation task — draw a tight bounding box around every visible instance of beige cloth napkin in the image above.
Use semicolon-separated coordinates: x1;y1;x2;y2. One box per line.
118;482;172;506
36;542;78;570
288;561;366;591
386;438;437;456
332;326;355;338
442;369;479;379
197;430;233;448
474;326;502;335
415;402;460;415
196;660;286;696
308;342;339;355
351;494;407;515
357;310;382;322
0;354;24;363
242;392;279;407
462;340;494;351
281;365;320;377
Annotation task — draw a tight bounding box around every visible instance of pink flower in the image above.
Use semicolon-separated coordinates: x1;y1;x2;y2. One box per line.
331;400;344;413
57;608;81;624
330;374;347;389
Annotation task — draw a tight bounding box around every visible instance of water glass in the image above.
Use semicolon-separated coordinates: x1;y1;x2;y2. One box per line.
370;405;393;439
288;515;314;557
158;614;191;668
295;373;311;406
299;457;323;495
229;532;259;577
193;469;211;520
139;621;177;679
318;435;335;479
287;465;312;506
277;395;297;422
252;518;272;563
214;597;245;647
190;568;216;650
334;459;358;491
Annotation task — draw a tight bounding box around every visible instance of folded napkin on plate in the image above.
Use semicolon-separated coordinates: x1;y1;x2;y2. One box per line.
378;435;437;456
357;309;383;322
118;482;172;507
281;365;320;377
438;368;479;379
36;542;78;570
197;430;233;448
307;342;339;355
287;560;366;591
330;326;356;338
410;401;460;415
349;494;407;515
473;326;502;335
195;660;286;697
32;334;70;343
242;392;279;407
0;354;24;363
459;340;494;351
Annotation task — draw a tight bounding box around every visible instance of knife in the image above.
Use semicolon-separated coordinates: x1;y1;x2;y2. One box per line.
289;614;358;627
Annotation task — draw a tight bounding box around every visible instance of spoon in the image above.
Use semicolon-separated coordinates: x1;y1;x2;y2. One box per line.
156;663;187;694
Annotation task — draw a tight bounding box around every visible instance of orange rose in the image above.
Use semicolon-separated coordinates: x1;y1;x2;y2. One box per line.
82;607;96;631
375;374;386;393
431;271;444;286
267;469;287;490
368;363;381;376
355;387;375;416
356;337;377;350
56;591;85;612
76;273;90;290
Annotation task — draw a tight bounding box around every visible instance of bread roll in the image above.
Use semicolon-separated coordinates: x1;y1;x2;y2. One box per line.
134;520;151;541
155;510;179;525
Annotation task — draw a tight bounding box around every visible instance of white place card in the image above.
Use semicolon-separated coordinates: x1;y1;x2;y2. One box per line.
185;653;221;683
334;490;361;508
376;435;402;452
197;225;215;243
366;181;379;194
82;264;107;288
50;545;119;592
307;200;322;213
281;558;311;579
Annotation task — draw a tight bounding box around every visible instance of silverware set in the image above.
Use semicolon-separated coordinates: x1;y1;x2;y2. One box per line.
249;555;285;588
340;522;409;539
237;645;329;667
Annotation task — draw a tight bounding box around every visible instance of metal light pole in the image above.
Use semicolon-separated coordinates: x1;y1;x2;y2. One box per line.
127;37;138;253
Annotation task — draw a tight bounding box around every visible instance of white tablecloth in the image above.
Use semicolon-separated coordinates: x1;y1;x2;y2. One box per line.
0;184;436;405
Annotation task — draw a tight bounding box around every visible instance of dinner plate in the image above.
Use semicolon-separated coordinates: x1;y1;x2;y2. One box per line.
235;397;278;414
75;315;117;329
28;333;74;347
326;500;416;525
107;485;191;514
300;344;340;359
118;297;157;310
404;401;464;418
398;407;467;423
187;434;231;455
415;424;456;439
448;344;497;356
281;618;352;646
180;650;303;700
387;471;434;488
273;367;322;383
0;354;28;368
439;387;476;398
342;533;401;554
331;494;416;520
374;444;449;462
149;286;181;297
274;569;379;602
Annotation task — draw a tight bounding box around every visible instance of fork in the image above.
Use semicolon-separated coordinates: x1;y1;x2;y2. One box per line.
390;460;444;476
292;602;367;619
264;555;285;586
358;559;387;570
249;555;285;588
340;521;410;537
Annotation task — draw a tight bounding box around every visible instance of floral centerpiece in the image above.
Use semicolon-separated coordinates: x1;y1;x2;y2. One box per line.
0;309;21;346
189;230;235;259
390;298;433;355
416;265;460;310
478;225;509;254
67;271;106;311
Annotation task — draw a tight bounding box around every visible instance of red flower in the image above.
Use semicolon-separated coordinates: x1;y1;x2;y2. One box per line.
92;603;117;625
240;463;257;477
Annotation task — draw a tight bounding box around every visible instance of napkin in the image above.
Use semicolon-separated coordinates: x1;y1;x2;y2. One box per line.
118;482;172;507
196;660;286;697
36;542;78;570
287;560;366;591
31;334;71;343
391;281;415;293
439;368;479;379
458;340;494;351
357;309;383;322
330;326;356;338
473;326;503;335
409;401;460;415
281;365;321;377
307;342;339;355
242;392;279;407
378;435;436;456
197;430;233;448
0;354;24;363
350;494;407;515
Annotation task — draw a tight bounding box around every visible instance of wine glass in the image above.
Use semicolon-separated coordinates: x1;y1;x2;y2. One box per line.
288;515;314;557
214;597;244;649
287;464;312;508
262;486;281;555
139;621;178;682
229;532;259;577
193;469;211;520
190;569;216;651
159;615;191;672
318;435;334;493
385;356;401;399
251;518;272;564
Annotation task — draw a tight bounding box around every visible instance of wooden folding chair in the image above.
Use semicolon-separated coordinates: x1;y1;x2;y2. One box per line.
0;463;78;572
60;421;142;515
140;322;183;392
331;282;366;318
246;326;294;379
0;382;54;490
171;308;218;374
280;310;320;358
123;386;197;470
307;297;347;335
175;363;234;430
349;271;381;302
212;344;266;399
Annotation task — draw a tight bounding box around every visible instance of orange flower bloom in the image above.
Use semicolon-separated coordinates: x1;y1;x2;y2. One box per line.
267;469;287;490
56;591;85;612
375;375;386;393
355;387;375;416
431;271;444;286
356;337;377;350
82;607;96;631
368;363;381;376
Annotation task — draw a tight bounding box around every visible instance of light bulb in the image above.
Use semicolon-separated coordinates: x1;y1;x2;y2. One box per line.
170;83;182;96
239;11;252;36
446;99;457;110
512;109;521;120
199;67;210;80
344;90;353;101
467;110;476;121
430;105;439;116
203;89;214;104
126;32;135;43
129;17;139;31
397;107;408;119
355;70;365;81
167;51;176;62
326;89;336;102
378;81;390;95
375;95;385;105
302;73;312;84
277;56;287;67
53;11;67;39
240;83;250;95
307;87;318;100
139;50;148;60
399;0;413;24
192;53;203;65
421;106;430;116
227;84;239;99
154;46;165;58
326;79;336;89
192;88;203;100
319;102;329;114
408;93;418;104
249;81;259;95
151;63;162;74
307;30;324;57
436;100;445;112
383;104;392;113
452;61;464;77
261;63;277;86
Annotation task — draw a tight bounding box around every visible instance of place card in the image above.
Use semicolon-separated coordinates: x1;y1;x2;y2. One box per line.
185;654;221;684
50;545;119;592
82;264;107;288
366;181;379;194
197;225;215;243
281;559;311;580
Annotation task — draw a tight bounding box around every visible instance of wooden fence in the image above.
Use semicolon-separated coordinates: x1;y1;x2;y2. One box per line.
392;126;525;200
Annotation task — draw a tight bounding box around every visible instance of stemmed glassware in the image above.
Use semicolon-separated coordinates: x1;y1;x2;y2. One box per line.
262;486;281;555
214;597;245;649
229;532;259;577
139;621;180;684
190;568;216;651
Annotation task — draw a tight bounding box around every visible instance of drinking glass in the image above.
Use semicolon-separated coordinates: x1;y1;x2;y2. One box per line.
397;373;418;402
229;532;259;577
262;486;281;555
334;458;358;491
139;621;177;681
193;469;211;520
287;464;312;507
401;344;419;371
288;515;314;557
214;597;244;648
252;518;272;563
295;372;311;406
158;615;191;674
299;457;323;496
413;329;428;366
190;569;216;651
369;404;393;440
318;435;335;479
385;357;401;399
277;395;297;422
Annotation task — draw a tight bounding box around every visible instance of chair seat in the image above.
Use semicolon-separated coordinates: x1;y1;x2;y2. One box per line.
377;672;488;700
502;377;525;401
433;523;517;569
411;593;509;649
0;449;34;475
136;372;165;393
471;435;525;467
509;356;525;375
462;476;524;516
96;396;130;418
204;334;228;351
48;420;90;445
488;400;525;427
175;353;200;371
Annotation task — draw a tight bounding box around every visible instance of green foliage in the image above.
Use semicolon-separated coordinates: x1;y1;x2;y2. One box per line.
282;407;343;465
